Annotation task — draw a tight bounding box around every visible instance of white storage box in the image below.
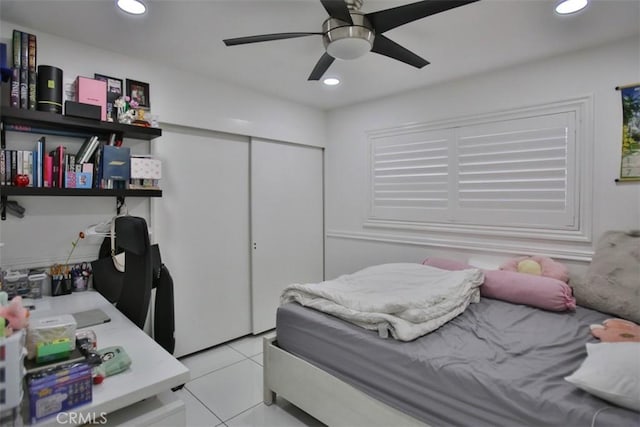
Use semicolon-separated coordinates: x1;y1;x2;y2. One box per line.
26;314;76;359
130;156;161;179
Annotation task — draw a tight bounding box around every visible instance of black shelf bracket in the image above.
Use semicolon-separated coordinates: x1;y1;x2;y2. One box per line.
1;120;5;150
1;194;6;220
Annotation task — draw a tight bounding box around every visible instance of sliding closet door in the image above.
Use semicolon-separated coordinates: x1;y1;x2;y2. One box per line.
153;126;251;357
251;138;324;333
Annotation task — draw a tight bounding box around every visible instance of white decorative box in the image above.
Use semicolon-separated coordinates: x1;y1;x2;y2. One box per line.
131;156;162;179
130;156;162;180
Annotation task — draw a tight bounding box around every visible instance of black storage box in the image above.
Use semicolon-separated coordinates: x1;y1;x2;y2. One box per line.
64;100;101;120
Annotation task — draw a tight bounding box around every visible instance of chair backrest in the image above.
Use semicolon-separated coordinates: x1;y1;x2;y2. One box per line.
114;216;152;329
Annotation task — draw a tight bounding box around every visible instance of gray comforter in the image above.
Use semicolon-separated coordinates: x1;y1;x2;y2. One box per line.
277;298;640;426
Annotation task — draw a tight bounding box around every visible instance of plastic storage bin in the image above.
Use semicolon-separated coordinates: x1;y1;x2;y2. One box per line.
27;271;47;299
2;269;29;299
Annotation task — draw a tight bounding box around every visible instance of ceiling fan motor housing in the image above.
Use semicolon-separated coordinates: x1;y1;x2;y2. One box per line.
322;13;374;60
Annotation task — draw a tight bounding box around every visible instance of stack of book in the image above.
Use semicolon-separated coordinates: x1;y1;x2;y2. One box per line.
0;135;99;188
0;134;161;191
10;29;37;110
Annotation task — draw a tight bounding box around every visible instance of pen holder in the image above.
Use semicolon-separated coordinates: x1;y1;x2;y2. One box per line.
73;275;89;292
51;276;73;297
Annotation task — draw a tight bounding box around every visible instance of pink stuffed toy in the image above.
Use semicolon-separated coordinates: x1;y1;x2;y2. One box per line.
590;318;640;343
0;295;30;337
500;255;569;283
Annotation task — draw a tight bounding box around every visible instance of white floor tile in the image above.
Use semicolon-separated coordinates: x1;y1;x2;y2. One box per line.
186;359;263;422
226;398;325;427
172;388;223;427
250;354;263;366
228;333;269;358
180;344;246;380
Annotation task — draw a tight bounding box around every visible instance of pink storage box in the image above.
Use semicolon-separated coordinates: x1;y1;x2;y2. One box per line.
74;76;107;121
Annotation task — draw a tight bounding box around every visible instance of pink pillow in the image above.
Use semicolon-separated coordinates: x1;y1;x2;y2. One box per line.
499;255;570;283
422;257;576;312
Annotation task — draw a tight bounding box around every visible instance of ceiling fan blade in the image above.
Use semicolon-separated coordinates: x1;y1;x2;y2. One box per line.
366;0;479;34
371;34;429;68
308;53;336;81
224;32;321;46
320;0;353;25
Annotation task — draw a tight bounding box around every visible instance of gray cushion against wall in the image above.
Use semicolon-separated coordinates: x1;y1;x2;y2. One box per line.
572;230;640;323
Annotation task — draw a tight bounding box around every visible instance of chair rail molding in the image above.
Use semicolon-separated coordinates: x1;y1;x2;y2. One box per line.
325;229;594;262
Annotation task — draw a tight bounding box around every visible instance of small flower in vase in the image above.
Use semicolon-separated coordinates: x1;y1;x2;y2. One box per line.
50;231;85;295
114;96;139;124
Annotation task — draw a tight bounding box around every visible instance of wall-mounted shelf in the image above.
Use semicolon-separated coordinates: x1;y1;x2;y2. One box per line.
0;187;162;197
0;107;163;220
0;187;162;220
1;108;162;148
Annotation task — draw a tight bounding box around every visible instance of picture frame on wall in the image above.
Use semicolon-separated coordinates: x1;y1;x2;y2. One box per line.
126;79;150;109
94;73;123;121
618;83;640;182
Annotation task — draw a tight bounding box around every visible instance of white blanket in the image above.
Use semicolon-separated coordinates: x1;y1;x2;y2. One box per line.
281;263;484;341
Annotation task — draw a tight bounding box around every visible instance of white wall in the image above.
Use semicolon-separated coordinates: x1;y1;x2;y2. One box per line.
0;21;326;270
325;36;640;279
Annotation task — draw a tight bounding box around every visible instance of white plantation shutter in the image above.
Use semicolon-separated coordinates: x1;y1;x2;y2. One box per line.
371;129;452;222
369;109;579;231
455;112;576;228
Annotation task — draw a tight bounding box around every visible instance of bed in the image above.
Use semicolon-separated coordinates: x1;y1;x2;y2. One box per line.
262;234;640;426
264;299;638;426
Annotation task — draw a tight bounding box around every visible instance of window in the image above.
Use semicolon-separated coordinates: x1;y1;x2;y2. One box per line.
366;97;592;243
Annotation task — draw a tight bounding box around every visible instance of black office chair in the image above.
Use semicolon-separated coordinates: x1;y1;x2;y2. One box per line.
115;216;153;330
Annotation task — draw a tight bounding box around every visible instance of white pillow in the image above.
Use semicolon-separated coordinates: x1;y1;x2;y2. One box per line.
565;342;640;412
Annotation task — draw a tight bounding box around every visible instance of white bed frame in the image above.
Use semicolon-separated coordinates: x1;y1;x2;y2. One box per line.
263;333;428;427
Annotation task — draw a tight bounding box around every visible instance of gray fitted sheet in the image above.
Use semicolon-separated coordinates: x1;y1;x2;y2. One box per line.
276;299;640;427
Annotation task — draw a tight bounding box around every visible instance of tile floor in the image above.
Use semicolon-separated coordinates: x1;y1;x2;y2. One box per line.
172;332;326;427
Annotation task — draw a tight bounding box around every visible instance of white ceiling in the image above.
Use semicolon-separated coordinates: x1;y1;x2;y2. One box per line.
1;0;639;110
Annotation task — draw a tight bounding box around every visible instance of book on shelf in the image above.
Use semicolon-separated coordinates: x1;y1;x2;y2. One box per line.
43;153;52;188
28;33;36;72
19;68;27;109
28;71;36;110
0;150;5;186
97;145;130;189
50;145;65;188
10;150;17;184
12;30;20;68
75;136;100;165
19;31;28;109
9;29;37;109
36;136;46;187
20;31;28;72
24;151;33;187
0;149;35;186
27;33;36;110
10;67;19;108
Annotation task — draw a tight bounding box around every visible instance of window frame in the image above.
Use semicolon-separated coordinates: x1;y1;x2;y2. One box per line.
365;96;593;245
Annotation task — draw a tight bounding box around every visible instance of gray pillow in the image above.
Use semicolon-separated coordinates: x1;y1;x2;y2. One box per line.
572;230;640;323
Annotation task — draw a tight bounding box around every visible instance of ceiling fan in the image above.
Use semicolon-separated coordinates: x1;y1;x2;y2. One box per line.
223;0;479;81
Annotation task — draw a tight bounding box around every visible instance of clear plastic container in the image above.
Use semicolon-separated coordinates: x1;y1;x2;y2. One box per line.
27;271;47;299
3;269;29;299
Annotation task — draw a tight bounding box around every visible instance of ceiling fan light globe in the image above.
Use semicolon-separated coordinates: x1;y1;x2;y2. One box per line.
327;38;372;60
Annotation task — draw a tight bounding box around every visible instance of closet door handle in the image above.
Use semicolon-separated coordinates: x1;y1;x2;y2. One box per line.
253;242;257;249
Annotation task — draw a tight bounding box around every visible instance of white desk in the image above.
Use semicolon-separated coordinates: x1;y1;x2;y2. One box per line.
25;291;190;426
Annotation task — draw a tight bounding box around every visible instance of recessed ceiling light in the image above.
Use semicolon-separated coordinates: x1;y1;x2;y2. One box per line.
323;77;340;86
555;0;588;15
117;0;147;15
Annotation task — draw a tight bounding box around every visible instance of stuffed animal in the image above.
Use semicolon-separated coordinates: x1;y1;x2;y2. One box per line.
500;255;569;283
0;293;30;337
590;318;640;343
